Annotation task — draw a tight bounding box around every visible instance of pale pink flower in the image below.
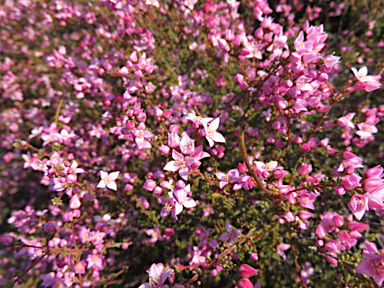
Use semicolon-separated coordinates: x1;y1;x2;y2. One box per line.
219;221;242;244
348;194;369;220
277;242;291;260
163;150;194;180
203;118;225;147
356;121;378;140
97;171;119;191
145;0;160;8
185;113;212;128
179;134;195;155
356;241;384;286
139;263;174;288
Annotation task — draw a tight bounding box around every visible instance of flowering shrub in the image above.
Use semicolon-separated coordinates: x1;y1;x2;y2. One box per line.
1;0;384;287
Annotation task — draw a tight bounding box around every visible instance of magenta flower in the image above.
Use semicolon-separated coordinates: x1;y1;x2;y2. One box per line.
163;150;194;180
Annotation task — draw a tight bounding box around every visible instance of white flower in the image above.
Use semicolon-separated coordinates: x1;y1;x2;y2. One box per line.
97;171;119;191
203;118;226;147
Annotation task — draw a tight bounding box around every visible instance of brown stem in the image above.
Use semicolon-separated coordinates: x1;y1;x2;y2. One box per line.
238;123;280;197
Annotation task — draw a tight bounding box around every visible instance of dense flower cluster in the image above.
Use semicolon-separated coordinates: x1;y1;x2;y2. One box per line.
0;0;384;287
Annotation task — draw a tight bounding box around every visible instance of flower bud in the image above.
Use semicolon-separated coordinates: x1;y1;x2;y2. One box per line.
250;252;258;261
153;186;163;195
237;278;254;288
164;227;175;236
44;222;55;232
316;224;326;239
69;195;81;209
335;185;345;195
0;235;14;246
364;165;383;178
239;264;259;279
143;179;157;191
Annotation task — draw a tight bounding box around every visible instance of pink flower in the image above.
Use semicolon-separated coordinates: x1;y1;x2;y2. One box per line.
351;66;381;92
237;278;254;288
163;150;194;180
356;121;378;140
87;253;104;270
185;113;212;129
239;264;259;278
97;171;119;191
179;134;195;155
139;263;174;288
219;221;242;244
203;118;226;147
277;242;290;260
348;194;369;220
356;241;384;286
74;261;86;274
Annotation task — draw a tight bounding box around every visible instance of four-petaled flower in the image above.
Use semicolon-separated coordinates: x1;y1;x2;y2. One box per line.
203;118;226;147
219;221;243;244
139;263;174;288
97;171;119;191
163;150;194;180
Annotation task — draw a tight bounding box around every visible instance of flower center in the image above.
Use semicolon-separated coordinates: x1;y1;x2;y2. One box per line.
149;276;160;285
363;124;371;131
207;129;215;138
175;158;186;168
165;203;173;211
104;176;112;185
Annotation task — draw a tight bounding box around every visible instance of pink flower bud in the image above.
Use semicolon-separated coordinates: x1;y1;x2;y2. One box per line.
69;195;81;209
300;143;311;153
159;145;170;156
211;269;218;277
143;179;157;191
191;159;202;169
175;180;186;189
44;222;55;232
335;185;346;195
363;178;384;193
164;227;175;236
125;120;135;129
326;255;338;266
250;252;258;261
239;264;259;279
153;186;163;195
237;278;254;288
274;169;288;180
348;221;369;232
334;215;344;227
0;235;14;246
72;209;81;218
136;112;147;122
299;210;313;220
163;109;172;119
364;165;383;178
67;174;77;184
238;163;247;173
316;224;326;239
169;125;179;134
